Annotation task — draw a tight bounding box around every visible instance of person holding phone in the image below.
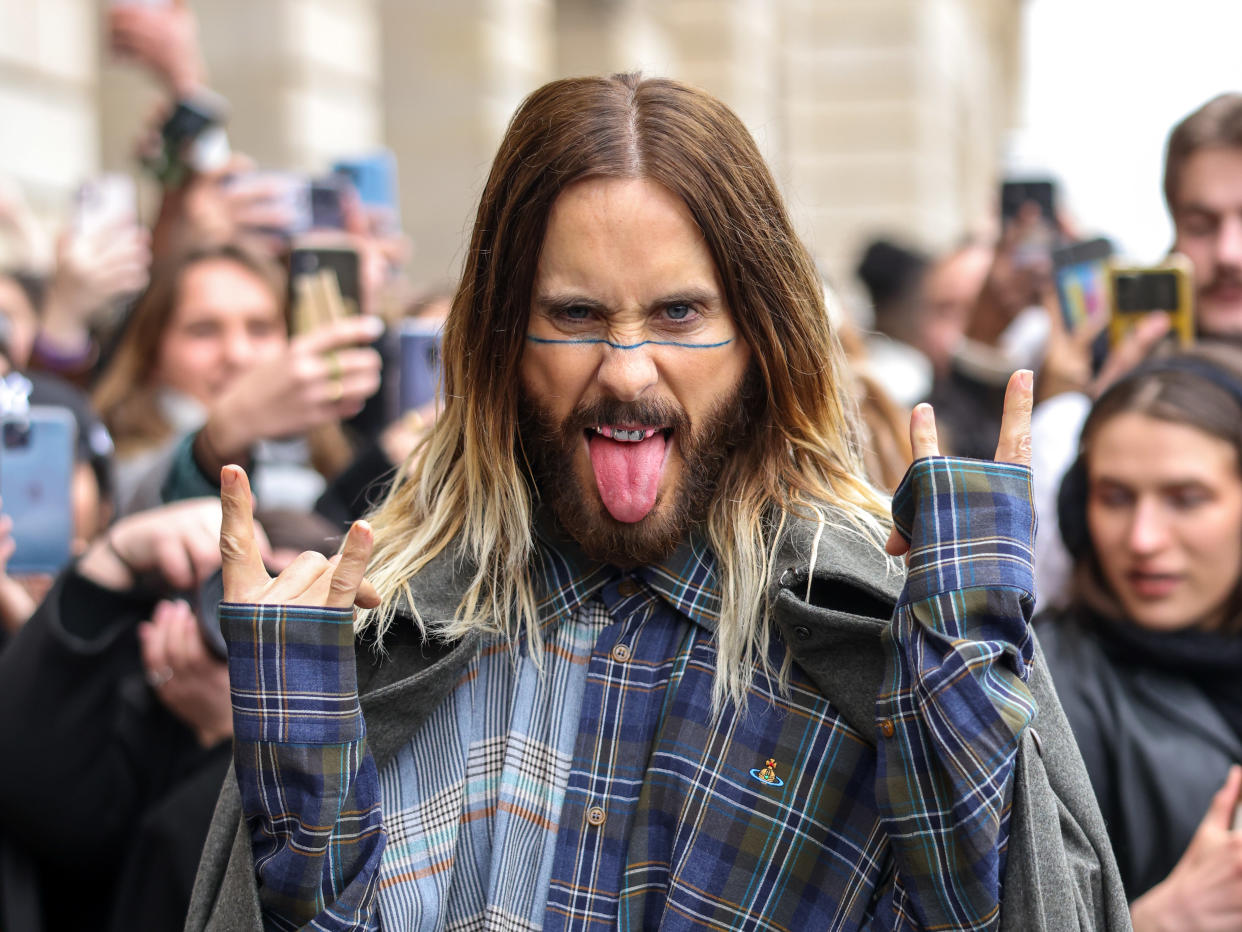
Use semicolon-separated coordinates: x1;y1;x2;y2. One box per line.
92;241;382;516
1037;347;1242;928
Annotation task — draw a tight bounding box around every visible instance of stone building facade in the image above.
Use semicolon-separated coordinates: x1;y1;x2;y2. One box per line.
0;0;1022;297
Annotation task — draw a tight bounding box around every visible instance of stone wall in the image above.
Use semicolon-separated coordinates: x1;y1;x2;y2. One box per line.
0;0;1023;295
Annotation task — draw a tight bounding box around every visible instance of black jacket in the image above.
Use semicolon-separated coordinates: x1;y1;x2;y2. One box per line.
1037;612;1242;899
0;571;231;931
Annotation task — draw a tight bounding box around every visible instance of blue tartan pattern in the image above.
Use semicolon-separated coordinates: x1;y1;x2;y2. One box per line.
223;455;1037;930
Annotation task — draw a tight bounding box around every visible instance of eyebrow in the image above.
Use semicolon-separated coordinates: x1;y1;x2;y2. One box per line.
533;287;723;315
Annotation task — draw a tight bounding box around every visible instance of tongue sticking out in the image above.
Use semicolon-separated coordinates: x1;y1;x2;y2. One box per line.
588;431;667;523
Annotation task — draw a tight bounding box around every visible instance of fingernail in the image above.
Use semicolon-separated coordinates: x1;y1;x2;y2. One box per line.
221;466;236;488
354;519;372;534
360;316;385;338
1020;369;1033;390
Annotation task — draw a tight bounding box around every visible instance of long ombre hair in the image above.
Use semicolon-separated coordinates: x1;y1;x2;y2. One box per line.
362;74;892;705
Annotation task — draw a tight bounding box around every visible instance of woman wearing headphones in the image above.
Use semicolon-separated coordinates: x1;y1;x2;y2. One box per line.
1038;345;1242;930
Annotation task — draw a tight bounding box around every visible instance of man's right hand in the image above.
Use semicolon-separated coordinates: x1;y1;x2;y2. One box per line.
199;316;384;469
219;465;379;610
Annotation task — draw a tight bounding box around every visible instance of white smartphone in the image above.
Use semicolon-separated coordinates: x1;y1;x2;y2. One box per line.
74;174;138;238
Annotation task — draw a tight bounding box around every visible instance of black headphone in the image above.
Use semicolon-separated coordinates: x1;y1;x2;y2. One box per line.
1057;357;1242;559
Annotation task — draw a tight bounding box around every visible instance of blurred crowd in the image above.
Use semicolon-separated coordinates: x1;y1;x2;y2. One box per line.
0;1;1239;930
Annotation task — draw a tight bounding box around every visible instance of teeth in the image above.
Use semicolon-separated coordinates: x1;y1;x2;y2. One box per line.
594;426;658;442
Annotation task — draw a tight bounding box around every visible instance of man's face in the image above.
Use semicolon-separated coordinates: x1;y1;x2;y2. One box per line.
1171;146;1242;334
519;176;753;565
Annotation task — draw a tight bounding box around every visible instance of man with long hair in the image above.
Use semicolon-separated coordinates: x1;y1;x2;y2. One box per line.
189;75;1125;930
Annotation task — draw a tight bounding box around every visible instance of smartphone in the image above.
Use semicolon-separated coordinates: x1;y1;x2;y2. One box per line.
1052;238;1114;332
309;177;347;231
333;150;400;232
145;92;230;186
0;407;77;575
399;318;443;411
1002;178;1058;268
289;246;361;323
74;175;138;238
1108;255;1195;349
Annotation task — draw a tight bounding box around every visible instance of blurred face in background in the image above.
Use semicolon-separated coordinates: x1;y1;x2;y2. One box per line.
1171;146;1242;334
0;273;38;369
919;244;989;375
1086;411;1242;632
155;257;286;405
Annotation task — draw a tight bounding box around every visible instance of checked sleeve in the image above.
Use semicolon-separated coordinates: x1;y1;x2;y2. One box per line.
876;457;1037;931
221;603;386;932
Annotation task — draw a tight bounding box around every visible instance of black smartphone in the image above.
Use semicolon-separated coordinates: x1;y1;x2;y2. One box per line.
1001;179;1056;225
145;92;230;186
1001;178;1058;268
309;177;347;231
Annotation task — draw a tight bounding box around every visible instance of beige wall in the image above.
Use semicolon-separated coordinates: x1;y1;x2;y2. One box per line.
0;0;1023;299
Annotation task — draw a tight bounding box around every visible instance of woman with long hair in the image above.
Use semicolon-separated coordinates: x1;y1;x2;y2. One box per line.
93;241;380;515
1038;344;1242;929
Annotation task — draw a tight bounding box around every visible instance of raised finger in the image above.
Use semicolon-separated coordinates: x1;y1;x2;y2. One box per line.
295;315;385;356
908;403;939;460
219;466;268;600
994;370;1034;466
327;521;374;610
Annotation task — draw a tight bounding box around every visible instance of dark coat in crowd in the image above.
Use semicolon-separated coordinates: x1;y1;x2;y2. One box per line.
0;570;230;931
1037;610;1242;899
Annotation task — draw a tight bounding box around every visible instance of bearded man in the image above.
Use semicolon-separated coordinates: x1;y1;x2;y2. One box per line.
188;75;1126;930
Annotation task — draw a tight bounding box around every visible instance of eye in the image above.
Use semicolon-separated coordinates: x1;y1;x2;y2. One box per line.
1090;484;1133;509
563;304;593;321
1167;487;1212;509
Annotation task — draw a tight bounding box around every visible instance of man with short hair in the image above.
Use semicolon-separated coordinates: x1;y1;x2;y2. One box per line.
1164;92;1242;335
189;74;1126;931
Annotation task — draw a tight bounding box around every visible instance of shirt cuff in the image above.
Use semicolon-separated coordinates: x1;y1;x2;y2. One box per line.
891;456;1036;605
221;602;363;745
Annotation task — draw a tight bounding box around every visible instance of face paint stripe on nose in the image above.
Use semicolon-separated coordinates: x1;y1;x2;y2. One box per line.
525;335;733;350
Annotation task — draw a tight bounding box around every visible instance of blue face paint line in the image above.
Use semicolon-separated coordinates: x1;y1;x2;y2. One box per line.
525;335;733;350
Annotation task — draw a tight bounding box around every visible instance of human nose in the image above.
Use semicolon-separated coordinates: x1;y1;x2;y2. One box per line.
1126;498;1170;556
594;343;659;402
1216;215;1242;269
221;326;257;371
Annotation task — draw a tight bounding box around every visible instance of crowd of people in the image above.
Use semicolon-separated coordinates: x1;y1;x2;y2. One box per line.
0;2;1238;930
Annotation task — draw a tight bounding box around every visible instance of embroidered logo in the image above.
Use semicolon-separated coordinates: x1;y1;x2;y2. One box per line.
750;758;784;787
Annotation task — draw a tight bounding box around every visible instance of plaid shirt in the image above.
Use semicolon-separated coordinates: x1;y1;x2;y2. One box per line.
222;455;1036;931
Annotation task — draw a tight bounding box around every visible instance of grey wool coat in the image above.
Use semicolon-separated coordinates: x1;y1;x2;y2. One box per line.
186;518;1130;931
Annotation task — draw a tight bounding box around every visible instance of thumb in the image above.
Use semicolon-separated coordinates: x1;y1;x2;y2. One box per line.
1200;764;1242;833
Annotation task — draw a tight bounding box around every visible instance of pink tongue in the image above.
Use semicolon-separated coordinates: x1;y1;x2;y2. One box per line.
588;432;666;523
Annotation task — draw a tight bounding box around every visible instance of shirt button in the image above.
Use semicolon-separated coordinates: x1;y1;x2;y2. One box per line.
794;625;811;641
617;578;640;598
879;719;896;738
611;643;631;663
586;806;606;827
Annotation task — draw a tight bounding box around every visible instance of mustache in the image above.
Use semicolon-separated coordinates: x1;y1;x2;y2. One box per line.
1202;267;1242;294
560;398;691;438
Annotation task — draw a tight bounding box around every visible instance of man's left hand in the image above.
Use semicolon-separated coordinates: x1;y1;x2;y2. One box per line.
886;369;1032;557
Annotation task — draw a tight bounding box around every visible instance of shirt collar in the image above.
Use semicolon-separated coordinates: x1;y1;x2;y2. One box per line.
532;510;721;635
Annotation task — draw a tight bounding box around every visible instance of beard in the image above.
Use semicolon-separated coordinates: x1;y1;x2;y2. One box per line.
518;370;758;567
